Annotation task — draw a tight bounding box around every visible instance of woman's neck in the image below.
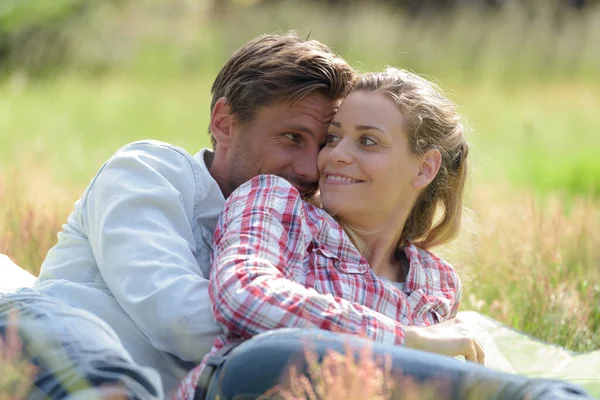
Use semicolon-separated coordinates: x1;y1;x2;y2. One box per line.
364;228;405;281
353;206;412;282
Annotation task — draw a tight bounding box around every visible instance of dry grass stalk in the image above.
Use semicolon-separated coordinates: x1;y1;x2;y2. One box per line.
0;311;37;400
262;343;452;400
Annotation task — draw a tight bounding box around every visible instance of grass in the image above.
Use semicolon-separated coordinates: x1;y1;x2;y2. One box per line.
0;312;37;400
447;184;600;352
265;345;447;400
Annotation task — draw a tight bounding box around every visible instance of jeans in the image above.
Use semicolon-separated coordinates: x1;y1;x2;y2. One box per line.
0;288;163;399
198;329;594;400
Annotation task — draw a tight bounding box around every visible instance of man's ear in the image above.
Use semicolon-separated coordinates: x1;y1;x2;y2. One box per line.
413;148;442;190
210;97;233;149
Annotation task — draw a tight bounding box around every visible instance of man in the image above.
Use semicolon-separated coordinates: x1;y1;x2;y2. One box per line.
0;32;354;398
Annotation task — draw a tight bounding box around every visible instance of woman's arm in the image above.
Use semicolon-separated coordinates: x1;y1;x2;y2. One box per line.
209;175;406;346
210;175;483;364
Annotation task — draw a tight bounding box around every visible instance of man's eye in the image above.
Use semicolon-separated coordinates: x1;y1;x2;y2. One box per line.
284;133;300;142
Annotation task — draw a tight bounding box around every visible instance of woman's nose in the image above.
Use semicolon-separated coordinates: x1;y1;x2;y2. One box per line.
329;139;353;164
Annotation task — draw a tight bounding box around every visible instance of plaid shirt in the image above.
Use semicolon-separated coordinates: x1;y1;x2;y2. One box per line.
175;175;461;399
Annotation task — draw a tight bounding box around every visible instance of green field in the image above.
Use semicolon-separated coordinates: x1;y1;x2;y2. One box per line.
1;0;599;360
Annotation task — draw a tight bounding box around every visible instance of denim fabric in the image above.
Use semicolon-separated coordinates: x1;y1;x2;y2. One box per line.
0;287;163;399
199;329;594;400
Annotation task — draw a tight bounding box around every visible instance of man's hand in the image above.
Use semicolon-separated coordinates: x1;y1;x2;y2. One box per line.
403;317;486;365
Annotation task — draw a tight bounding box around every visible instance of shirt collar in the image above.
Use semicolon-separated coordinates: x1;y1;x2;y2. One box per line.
403;242;427;292
192;148;226;230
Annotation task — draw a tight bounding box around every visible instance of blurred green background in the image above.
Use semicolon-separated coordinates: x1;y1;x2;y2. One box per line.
1;0;599;196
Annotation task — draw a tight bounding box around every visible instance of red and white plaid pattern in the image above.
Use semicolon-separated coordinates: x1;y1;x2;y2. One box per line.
175;175;461;399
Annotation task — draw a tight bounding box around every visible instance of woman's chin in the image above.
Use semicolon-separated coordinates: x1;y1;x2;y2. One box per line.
321;201;354;220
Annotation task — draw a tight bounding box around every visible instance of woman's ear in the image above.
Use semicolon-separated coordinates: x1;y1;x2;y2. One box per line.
210;97;233;149
413;149;442;189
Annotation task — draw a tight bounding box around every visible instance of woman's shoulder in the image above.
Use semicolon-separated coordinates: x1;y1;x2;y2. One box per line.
404;243;461;287
233;175;300;197
226;175;302;209
405;243;453;269
226;175;338;232
223;175;318;226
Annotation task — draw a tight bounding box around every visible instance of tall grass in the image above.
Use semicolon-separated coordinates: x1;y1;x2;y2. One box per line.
0;312;37;400
447;184;600;352
0;170;68;272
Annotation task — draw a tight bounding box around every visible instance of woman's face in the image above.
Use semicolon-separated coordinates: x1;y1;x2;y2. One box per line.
318;91;421;225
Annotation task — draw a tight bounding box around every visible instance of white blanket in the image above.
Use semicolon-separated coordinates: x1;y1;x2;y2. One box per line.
0;254;35;292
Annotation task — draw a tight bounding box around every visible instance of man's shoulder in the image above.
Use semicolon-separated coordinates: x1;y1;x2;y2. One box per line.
79;140;214;211
99;140;212;186
113;140;197;164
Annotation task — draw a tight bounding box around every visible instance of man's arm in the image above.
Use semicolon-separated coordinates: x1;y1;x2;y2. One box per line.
210;175;406;346
82;142;220;362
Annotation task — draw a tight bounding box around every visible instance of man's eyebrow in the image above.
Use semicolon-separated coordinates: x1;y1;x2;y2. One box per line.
330;121;341;128
280;123;314;135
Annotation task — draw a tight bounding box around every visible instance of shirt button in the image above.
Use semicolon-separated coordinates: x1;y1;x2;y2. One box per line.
334;260;340;267
401;317;410;325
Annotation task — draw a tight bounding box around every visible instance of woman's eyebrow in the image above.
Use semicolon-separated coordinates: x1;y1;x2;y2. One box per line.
356;125;384;133
329;122;385;133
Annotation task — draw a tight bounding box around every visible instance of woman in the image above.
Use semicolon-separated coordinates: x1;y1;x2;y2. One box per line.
177;67;476;399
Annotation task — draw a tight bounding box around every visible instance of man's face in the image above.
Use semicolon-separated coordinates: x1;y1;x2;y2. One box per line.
225;92;339;198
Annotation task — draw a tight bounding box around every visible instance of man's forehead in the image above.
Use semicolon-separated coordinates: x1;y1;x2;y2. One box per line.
287;94;340;124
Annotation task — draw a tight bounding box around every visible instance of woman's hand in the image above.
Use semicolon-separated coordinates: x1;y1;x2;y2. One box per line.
403;317;486;365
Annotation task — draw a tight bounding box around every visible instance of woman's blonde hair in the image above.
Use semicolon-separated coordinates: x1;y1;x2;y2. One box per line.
342;68;469;252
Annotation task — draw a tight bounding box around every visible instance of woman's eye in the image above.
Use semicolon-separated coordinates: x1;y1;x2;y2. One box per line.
360;136;377;146
324;134;340;146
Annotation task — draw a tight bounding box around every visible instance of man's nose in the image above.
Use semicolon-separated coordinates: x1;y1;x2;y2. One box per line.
293;149;320;183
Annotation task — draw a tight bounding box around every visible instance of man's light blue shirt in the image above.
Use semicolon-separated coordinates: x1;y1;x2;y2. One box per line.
35;141;225;394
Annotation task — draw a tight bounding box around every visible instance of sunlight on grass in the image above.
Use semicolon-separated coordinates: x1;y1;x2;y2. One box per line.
442;184;600;352
0;168;69;273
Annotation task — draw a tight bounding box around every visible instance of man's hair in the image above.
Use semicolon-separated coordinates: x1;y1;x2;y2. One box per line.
209;32;356;147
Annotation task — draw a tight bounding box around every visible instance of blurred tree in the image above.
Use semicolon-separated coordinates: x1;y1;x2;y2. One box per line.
302;0;597;13
0;0;83;73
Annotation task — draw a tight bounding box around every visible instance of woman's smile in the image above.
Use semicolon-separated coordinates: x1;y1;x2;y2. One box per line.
323;172;364;185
